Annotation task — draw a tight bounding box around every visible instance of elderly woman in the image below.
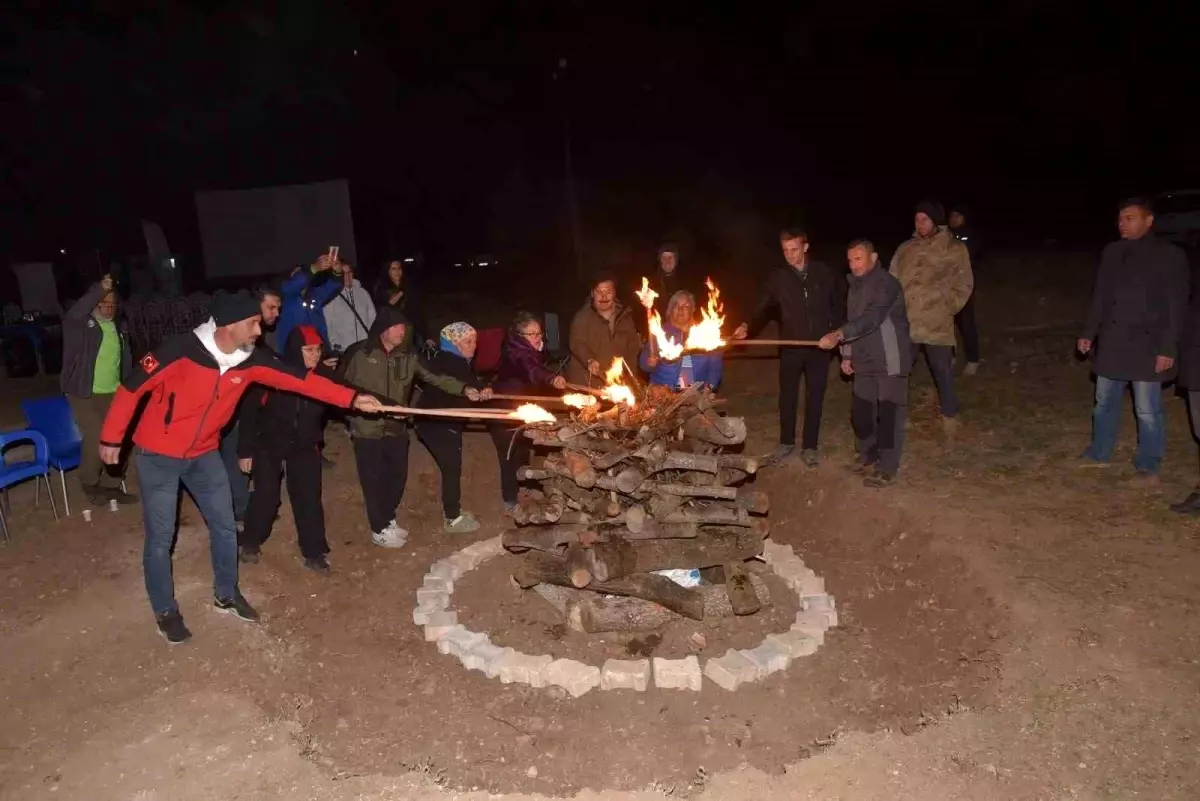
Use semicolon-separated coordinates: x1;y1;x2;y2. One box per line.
415;322;489;533
490;312;567;511
639;290;724;390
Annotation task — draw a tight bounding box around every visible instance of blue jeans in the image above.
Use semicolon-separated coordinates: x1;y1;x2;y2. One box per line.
1085;377;1165;473
219;422;250;521
137;449;239;615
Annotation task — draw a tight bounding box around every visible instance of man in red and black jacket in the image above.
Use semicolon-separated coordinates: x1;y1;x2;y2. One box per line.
100;293;382;644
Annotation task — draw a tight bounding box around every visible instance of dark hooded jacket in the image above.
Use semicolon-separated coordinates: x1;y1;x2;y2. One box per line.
237;326;336;458
340;304;466;438
494;329;561;396
373;274;429;345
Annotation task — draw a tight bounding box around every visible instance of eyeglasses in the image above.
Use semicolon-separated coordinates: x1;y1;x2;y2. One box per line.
520;329;544;340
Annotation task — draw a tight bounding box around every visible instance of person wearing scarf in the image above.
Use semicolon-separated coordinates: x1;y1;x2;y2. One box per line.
236;325;339;575
415;322;489;533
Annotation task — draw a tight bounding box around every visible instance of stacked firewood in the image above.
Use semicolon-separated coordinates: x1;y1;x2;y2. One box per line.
502;383;772;634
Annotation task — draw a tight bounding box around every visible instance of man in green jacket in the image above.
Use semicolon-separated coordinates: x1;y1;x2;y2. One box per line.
341;305;485;547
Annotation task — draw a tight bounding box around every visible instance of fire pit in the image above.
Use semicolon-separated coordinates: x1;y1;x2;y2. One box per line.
411;375;839;695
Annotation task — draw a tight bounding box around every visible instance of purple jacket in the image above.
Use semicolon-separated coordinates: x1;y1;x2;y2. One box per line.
494;330;560;396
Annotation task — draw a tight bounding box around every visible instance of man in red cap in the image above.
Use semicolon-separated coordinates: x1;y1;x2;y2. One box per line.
100;292;382;644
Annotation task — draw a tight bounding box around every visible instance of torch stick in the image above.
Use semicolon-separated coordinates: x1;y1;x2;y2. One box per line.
564;383;607;397
723;338;823;348
488;393;590;404
375;405;532;421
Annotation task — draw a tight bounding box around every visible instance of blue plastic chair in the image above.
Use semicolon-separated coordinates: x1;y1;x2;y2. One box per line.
0;429;59;543
21;397;84;516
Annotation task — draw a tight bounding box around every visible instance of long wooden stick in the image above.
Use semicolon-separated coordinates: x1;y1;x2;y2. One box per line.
488;393;587;404
723;338;823;347
376;404;522;420
564;382;606;396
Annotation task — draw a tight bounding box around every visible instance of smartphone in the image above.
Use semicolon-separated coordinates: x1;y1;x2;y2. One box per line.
330;245;340;262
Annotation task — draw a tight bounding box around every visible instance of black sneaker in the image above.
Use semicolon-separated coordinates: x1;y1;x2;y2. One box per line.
156;610;192;644
864;472;896;488
849;460;878;475
238;545;261;564
213;589;260;623
302;555;332;576
85;487;110;507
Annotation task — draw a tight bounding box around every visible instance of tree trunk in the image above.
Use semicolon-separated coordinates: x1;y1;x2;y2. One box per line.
514;552;705;620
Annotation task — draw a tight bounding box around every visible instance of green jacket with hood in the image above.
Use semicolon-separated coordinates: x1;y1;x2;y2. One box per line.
340;305;465;438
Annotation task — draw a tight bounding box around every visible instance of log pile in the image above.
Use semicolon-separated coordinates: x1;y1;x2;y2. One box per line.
502;384;771;633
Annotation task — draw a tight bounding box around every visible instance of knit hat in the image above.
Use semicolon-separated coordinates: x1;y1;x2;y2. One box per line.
915;200;946;227
657;242;679;257
210;292;262;327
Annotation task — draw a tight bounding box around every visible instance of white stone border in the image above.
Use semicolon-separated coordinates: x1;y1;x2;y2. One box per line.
413;536;837;696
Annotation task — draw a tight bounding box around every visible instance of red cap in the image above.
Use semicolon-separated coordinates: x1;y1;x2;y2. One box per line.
297;325;323;347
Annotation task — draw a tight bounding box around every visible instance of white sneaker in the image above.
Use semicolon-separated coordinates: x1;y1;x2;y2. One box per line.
372;520;409;549
964;361;980;376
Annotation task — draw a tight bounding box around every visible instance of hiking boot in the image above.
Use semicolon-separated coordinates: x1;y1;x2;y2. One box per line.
763;444;795;465
372;520;408;549
106;487;140;505
1169;490;1200;515
155;610;192;644
864;472;896;489
302;555;332;576
213;589;260;623
238;544;261;564
800;449;819;468
444;512;480;534
849;459;878;475
963;361;980;376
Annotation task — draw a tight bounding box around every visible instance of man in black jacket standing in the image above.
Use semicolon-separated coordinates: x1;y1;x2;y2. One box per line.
1078;197;1189;479
949;205;982;375
733;227;845;466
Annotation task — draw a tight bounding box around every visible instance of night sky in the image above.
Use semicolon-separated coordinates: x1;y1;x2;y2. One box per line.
4;1;1196;288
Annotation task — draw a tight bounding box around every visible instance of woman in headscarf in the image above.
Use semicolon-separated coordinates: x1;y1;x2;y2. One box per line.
490;311;567;512
639;289;724;391
416;322;489;533
373;259;430;347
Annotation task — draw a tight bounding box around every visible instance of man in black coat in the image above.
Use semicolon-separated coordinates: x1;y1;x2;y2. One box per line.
1170;266;1200;513
949;205;982;375
733;226;846;466
1078;197;1190;478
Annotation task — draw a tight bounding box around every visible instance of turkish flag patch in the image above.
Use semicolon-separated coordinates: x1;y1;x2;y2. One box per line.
140;353;160;374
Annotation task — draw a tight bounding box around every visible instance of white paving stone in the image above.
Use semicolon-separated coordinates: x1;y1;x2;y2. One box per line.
600;659;651;691
423;610;459;641
766;630;820;658
412;601;443;625
741;640;790;676
762;539;794;563
795;574;826;597
436;626;487;658
415;587;451;608
544;659;601;697
495;651;554;685
429;560;463;581
422;574;454;594
802;593;838;627
462;642;513;677
653;656;702;691
791;611;828;643
703;649;760;691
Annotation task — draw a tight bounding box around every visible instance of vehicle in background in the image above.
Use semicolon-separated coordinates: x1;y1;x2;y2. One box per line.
1154;190;1200;247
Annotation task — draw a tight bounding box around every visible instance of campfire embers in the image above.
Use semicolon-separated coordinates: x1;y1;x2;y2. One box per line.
502;383;771;634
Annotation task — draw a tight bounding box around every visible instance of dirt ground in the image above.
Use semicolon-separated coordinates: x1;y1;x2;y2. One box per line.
2;250;1199;800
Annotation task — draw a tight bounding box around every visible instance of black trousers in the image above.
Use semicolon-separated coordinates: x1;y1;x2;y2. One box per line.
416;422;463;519
240;445;328;559
490;423;530;505
778;348;832;449
955;293;980;363
851;375;908;476
352;434;410;534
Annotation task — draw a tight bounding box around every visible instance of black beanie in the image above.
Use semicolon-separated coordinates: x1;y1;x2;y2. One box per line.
210;292;262;327
915;200;946;227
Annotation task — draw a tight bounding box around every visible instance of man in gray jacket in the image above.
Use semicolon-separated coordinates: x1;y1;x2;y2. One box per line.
61;274;136;505
819;240;912;487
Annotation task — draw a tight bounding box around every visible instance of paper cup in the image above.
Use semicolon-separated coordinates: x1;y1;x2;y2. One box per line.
82;509;92;522
108;499;119;513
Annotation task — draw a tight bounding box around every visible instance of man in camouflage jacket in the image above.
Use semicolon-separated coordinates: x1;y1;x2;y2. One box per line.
889;201;973;437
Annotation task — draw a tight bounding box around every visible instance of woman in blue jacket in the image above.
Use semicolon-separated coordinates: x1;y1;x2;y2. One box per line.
639;290;724;391
277;256;342;348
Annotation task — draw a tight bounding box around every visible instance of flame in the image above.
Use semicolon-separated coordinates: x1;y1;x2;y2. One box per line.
512;403;556;424
683;276;726;351
637;276;683;361
562;393;598;409
600;357;637;407
634;277;658;310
